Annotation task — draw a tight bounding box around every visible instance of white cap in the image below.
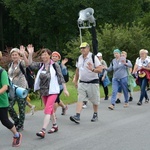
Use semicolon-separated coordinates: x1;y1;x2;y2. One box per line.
97;52;102;57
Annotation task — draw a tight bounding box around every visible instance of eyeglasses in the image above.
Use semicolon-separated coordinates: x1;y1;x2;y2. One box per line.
80;47;86;49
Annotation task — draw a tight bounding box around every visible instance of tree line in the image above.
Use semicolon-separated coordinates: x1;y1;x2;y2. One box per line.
0;0;150;66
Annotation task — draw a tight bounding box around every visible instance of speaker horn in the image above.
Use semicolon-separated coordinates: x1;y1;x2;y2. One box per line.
78;7;96;28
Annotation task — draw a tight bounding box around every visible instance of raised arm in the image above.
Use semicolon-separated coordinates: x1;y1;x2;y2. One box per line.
27;44;34;65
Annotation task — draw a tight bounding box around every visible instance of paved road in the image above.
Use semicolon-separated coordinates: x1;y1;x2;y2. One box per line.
1;91;150;150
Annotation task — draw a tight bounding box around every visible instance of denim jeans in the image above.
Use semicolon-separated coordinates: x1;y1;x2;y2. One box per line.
111;77;128;105
138;77;148;102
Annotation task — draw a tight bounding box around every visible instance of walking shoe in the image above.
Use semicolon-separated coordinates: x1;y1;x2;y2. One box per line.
47;126;58;134
91;114;98;122
36;130;45;138
116;99;121;104
16;126;24;132
124;103;129;108
82;104;87;109
12;133;22;147
145;99;149;103
128;96;133;102
30;105;35;115
108;104;115;110
70;115;80;124
137;101;142;106
147;87;150;91
104;96;109;100
61;105;68;115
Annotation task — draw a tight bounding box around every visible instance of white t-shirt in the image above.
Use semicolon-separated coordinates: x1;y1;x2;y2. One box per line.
135;56;150;70
76;52;101;81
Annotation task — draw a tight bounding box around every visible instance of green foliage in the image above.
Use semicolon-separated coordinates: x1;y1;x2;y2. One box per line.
0;0;150;69
65;22;150;66
97;22;150;64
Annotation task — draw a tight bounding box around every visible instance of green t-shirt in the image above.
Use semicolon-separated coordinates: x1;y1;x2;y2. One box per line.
0;67;9;108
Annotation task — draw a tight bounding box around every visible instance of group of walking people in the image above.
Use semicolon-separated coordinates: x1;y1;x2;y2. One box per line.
0;45;69;147
1;41;150;147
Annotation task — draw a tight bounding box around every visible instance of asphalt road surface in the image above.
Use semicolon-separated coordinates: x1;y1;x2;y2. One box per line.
1;91;150;150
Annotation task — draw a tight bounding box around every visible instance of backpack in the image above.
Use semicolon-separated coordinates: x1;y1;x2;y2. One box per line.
8;62;35;90
59;63;69;83
19;64;35;89
0;68;28;99
0;68;15;99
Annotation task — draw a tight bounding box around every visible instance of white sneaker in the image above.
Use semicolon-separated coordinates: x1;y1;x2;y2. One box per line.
30;105;35;115
82;104;87;109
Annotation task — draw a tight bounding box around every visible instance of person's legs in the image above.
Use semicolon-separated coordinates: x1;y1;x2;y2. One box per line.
88;83;100;122
110;78;120;105
138;78;148;105
8;98;19;126
137;78;149;105
36;94;58;138
58;100;68;115
17;98;26;131
26;101;35;115
0;108;22;147
120;77;129;107
103;86;109;100
70;83;88;124
99;76;108;100
116;86;122;103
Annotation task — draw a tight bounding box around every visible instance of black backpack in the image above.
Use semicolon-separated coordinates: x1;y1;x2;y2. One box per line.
8;62;35;89
19;64;35;89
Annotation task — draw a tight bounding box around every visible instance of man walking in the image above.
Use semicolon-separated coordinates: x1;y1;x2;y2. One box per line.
70;42;102;124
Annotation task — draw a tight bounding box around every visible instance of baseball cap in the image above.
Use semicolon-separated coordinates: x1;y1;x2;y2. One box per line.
80;42;89;48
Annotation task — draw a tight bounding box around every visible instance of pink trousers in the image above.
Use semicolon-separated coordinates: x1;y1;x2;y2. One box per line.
42;94;58;115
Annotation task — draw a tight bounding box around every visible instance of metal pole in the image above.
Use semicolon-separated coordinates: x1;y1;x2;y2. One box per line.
79;27;82;44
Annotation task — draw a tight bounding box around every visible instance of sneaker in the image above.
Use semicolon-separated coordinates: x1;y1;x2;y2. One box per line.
116;99;121;104
12;133;22;147
16;126;24;132
70;115;80;124
124;103;129;108
47;126;58;134
104;96;109;100
128;96;133;102
36;130;45;138
91;114;98;122
82;104;87;109
30;105;35;115
61;105;68;115
145;99;149;103
137;101;142;106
